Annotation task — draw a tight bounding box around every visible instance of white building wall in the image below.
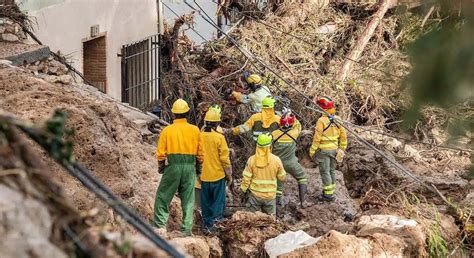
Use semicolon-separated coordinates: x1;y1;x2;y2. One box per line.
19;0;158;100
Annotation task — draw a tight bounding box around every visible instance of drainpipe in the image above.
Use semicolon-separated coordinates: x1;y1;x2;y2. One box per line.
157;0;164;35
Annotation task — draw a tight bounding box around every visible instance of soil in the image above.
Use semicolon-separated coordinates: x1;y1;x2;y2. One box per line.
0;66;159;221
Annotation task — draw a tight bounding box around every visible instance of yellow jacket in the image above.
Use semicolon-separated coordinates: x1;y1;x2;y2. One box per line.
232;108;280;140
240;149;286;200
156;118;200;161
197;130;231;182
309;115;347;157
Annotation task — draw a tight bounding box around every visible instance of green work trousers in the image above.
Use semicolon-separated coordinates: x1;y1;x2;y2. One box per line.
154;154;196;234
273;142;308;197
316;149;337;196
246;194;276;216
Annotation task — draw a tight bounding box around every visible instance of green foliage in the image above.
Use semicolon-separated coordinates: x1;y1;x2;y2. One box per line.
427;213;449;257
403;0;473;176
113;241;132;255
44;110;75;163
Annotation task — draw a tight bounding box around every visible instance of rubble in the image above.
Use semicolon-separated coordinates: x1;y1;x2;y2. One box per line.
0;17;26;43
217;211;285;256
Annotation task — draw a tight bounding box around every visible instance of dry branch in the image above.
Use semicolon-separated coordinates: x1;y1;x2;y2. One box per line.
337;0;395;81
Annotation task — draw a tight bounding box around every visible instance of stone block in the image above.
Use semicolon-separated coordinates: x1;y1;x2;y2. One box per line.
1;33;19;42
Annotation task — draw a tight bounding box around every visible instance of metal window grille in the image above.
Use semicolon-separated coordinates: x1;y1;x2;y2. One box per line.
120;34;160;110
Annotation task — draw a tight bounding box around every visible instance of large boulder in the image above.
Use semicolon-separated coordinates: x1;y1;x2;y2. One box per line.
0;185;67;258
279;214;427;257
356;215;426;257
279;230;373;257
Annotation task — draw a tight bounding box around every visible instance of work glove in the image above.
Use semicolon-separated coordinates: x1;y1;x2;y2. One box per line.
240;190;250;205
158;160;167;174
336;149;345;163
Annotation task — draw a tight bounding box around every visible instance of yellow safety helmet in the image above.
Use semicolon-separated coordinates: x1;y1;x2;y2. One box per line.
257;133;273;147
246;74;262;85
204;109;221;122
209;104;222;115
262;96;276;109
171;98;190;114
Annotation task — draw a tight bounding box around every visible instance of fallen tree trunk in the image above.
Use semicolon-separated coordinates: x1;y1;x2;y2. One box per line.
337;0;395;81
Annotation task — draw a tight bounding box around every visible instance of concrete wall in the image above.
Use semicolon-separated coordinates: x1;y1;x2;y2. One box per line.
20;0;158;100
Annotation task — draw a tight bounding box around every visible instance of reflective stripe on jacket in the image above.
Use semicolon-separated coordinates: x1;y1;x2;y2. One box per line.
232;109;280;141
240;153;286;200
309;116;347;157
197;130;231;182
156;118;200;161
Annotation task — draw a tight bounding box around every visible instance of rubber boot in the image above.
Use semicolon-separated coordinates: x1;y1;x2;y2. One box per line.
298;184;307;207
276;195;282;206
276;196;283;218
317;194;335;202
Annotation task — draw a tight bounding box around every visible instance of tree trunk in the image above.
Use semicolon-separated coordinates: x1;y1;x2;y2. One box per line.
336;0;395;82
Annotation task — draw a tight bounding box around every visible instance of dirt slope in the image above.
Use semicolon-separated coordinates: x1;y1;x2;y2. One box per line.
0;64;159;220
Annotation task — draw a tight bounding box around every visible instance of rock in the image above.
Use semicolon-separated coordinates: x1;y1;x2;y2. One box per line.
2;33;20;42
170;236;210;258
41;74;74;84
205;236;223;258
130;235;169;258
0;26;5;34
264;230;319;257
0;185;67;258
47;60;68;75
0;59;13;68
370;232;406;257
356;215;426;257
280;230;373;257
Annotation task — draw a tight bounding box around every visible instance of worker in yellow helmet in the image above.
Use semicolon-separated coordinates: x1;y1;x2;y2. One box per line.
228;96;280;141
225;72;272;113
196;104;225;208
309;97;348;202
154;98;200;236
197;109;233;233
240;133;286;216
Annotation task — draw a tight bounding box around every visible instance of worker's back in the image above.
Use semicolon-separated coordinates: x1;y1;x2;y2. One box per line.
156;118;200;162
245;153;286;200
315;115;346;151
198;130;230;182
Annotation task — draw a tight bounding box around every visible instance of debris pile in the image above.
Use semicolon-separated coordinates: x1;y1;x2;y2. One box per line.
217;211;286;256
